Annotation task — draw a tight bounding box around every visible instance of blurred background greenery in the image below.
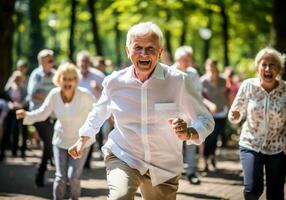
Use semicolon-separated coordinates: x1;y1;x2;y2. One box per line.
1;0;286;92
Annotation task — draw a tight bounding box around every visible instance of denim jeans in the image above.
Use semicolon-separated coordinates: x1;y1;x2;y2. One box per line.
204;117;226;158
53;146;89;200
185;144;198;176
240;146;286;200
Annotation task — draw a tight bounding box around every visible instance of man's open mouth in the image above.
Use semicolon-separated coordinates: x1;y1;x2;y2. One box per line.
138;60;151;65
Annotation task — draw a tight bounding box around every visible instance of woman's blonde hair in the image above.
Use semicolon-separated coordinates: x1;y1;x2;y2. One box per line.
52;62;81;86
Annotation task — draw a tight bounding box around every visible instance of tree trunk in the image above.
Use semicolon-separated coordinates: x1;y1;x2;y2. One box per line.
0;0;16;92
203;10;213;62
68;0;77;61
165;10;173;62
28;0;46;68
180;10;187;46
219;0;229;67
15;10;24;59
114;15;121;67
88;0;103;56
272;0;286;80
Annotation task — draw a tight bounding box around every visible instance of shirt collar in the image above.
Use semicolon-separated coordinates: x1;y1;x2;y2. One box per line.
254;76;284;92
129;63;166;81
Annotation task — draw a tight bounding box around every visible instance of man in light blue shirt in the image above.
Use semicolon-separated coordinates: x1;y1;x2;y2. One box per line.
27;49;56;187
172;45;202;185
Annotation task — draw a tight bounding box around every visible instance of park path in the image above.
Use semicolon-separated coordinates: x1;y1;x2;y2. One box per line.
0;148;284;200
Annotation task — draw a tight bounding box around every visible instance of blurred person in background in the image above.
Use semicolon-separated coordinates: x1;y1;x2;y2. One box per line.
17;62;96;200
91;56;115;147
200;58;228;172
76;50;105;166
0;71;27;160
1;59;30;160
228;47;286;200
27;49;57;187
223;66;240;108
91;56;108;75
172;45;202;185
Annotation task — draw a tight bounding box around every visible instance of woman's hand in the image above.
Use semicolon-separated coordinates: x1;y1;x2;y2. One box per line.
68;136;89;159
169;118;190;141
16;109;26;119
229;109;240;121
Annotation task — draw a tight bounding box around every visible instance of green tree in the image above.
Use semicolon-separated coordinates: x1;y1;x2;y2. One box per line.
0;0;16;92
272;0;286;80
28;0;47;68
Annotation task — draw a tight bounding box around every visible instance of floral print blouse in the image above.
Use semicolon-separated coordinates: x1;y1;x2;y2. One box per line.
228;77;286;155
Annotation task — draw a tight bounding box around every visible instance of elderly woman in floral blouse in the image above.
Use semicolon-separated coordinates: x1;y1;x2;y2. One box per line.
228;47;286;200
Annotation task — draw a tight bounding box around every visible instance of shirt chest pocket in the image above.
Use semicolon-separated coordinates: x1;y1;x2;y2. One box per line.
154;103;179;124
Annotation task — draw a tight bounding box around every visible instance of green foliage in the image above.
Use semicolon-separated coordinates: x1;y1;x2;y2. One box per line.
11;0;273;77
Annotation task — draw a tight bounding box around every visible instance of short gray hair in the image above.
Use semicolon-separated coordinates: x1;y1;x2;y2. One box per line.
254;47;286;70
126;22;163;49
174;46;193;61
37;49;54;63
76;50;90;63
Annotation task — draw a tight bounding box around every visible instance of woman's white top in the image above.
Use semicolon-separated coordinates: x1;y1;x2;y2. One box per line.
24;87;96;149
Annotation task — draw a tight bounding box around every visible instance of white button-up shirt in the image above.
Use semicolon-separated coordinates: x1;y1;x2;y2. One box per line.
79;63;214;186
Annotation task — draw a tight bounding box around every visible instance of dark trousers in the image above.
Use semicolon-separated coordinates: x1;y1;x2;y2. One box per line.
1;110;20;157
204;117;226;158
240;146;286;200
34;119;53;173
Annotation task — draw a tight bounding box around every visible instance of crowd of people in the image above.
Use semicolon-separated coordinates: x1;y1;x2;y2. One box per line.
0;21;285;200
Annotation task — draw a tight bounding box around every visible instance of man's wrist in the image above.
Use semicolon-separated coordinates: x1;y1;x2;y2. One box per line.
187;127;198;140
79;136;90;142
187;127;193;140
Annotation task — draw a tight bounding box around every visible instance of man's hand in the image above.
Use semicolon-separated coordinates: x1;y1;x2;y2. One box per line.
168;118;190;141
16;109;26;119
68;136;89;159
90;80;102;93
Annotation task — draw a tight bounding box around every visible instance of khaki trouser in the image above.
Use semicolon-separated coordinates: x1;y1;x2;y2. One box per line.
105;154;180;200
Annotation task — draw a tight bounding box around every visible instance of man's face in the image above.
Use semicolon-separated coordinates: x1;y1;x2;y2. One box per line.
177;55;192;71
126;33;163;76
77;56;90;73
41;55;54;73
205;62;218;74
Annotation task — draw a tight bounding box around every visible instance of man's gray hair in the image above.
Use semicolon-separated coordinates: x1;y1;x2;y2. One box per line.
126;22;163;48
37;49;54;62
174;46;193;61
76;50;90;62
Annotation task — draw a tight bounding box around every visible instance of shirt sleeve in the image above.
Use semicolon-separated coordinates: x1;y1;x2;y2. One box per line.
228;80;248;124
27;69;39;102
79;80;112;138
181;75;215;145
23;88;55;125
